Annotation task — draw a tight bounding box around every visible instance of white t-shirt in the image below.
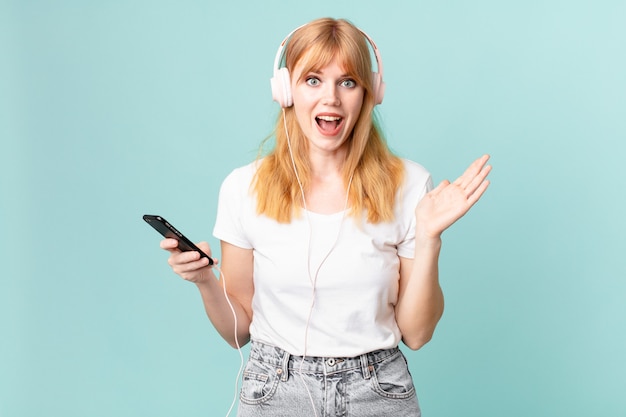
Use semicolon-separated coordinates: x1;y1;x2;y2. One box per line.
213;159;433;357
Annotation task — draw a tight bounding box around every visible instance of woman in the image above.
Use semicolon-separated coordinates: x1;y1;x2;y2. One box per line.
161;17;491;417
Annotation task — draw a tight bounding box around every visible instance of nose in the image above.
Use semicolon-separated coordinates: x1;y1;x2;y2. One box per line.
321;83;340;106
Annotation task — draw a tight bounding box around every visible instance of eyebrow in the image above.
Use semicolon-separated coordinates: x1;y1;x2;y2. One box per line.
305;69;352;78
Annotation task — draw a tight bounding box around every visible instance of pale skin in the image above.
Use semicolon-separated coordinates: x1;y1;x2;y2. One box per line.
161;57;492;350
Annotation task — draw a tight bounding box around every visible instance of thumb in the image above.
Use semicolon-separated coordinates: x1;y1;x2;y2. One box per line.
429;179;450;196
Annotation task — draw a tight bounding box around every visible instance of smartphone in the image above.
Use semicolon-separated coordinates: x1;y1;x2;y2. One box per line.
143;214;214;265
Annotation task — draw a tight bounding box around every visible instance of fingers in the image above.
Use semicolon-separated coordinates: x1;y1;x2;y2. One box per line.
467;177;490;205
195;241;212;254
160;238;213;282
160;238;180;251
433;155;491;198
429;179;450;196
451;155;491;198
454;154;491;189
168;250;211;280
464;163;492;199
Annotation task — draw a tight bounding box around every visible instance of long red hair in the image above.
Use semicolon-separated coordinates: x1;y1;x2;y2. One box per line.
253;18;404;223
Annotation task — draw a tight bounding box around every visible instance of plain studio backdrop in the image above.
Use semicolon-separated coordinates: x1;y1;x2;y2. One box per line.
1;1;625;416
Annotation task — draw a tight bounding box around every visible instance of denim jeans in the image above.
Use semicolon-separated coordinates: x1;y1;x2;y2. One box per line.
237;340;421;417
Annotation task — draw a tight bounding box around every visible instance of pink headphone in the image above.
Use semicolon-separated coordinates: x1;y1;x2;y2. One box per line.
270;24;386;108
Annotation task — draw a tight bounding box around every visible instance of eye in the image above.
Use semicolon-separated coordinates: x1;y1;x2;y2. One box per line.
306;77;320;86
340;79;357;88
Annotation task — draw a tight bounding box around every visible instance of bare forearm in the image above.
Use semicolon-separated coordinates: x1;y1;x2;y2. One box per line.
396;238;445;350
195;274;251;348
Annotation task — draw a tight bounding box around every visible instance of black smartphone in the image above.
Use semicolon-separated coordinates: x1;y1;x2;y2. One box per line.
143;214;214;265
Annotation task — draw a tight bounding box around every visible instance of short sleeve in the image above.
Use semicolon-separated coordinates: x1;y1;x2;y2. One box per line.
396;160;434;259
212;165;256;250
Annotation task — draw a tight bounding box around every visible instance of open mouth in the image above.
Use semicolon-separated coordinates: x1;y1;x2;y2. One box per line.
315;115;343;136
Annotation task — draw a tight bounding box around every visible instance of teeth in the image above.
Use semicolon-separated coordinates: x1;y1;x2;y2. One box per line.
317;116;341;121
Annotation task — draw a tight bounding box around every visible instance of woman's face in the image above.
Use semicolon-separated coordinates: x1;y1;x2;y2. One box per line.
291;56;364;158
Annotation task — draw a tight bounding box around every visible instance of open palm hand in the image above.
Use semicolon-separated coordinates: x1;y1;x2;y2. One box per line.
416;155;492;239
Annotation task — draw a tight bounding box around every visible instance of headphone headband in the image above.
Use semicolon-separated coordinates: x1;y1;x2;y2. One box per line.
270;23;386;108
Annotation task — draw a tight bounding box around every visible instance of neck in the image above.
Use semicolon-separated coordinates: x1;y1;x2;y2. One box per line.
308;148;347;181
304;168;353;215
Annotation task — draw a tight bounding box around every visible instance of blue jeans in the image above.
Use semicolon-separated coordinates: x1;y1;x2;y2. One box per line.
237;340;421;417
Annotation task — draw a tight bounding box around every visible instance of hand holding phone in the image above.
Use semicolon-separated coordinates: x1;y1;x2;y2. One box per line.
143;214;214;265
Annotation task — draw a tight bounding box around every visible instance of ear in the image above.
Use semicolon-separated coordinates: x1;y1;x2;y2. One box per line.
271;67;293;108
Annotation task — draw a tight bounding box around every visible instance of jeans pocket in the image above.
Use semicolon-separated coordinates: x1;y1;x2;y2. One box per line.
239;358;281;405
369;351;416;400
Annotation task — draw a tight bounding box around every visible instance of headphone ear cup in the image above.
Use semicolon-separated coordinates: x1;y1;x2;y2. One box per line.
270;67;293;108
371;71;385;105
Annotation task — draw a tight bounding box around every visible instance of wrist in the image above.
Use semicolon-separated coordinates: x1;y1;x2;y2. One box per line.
414;230;442;251
194;268;216;288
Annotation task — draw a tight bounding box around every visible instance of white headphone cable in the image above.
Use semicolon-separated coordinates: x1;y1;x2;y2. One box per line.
283;109;353;417
214;265;244;417
283;109;318;416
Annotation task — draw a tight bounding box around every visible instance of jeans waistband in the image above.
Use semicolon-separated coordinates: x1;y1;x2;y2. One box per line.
248;339;400;379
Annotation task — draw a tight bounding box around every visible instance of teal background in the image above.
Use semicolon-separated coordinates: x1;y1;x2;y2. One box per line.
1;0;625;416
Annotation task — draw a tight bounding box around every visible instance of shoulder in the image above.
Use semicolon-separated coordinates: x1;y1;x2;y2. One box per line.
394;158;433;210
221;160;262;190
400;158;432;190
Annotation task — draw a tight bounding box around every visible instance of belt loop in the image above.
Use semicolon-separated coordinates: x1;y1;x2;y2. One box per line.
360;353;371;380
280;348;290;382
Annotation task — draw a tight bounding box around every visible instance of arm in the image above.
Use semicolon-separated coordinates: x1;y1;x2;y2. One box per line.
160;239;254;349
395;155;491;350
396;243;444;350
